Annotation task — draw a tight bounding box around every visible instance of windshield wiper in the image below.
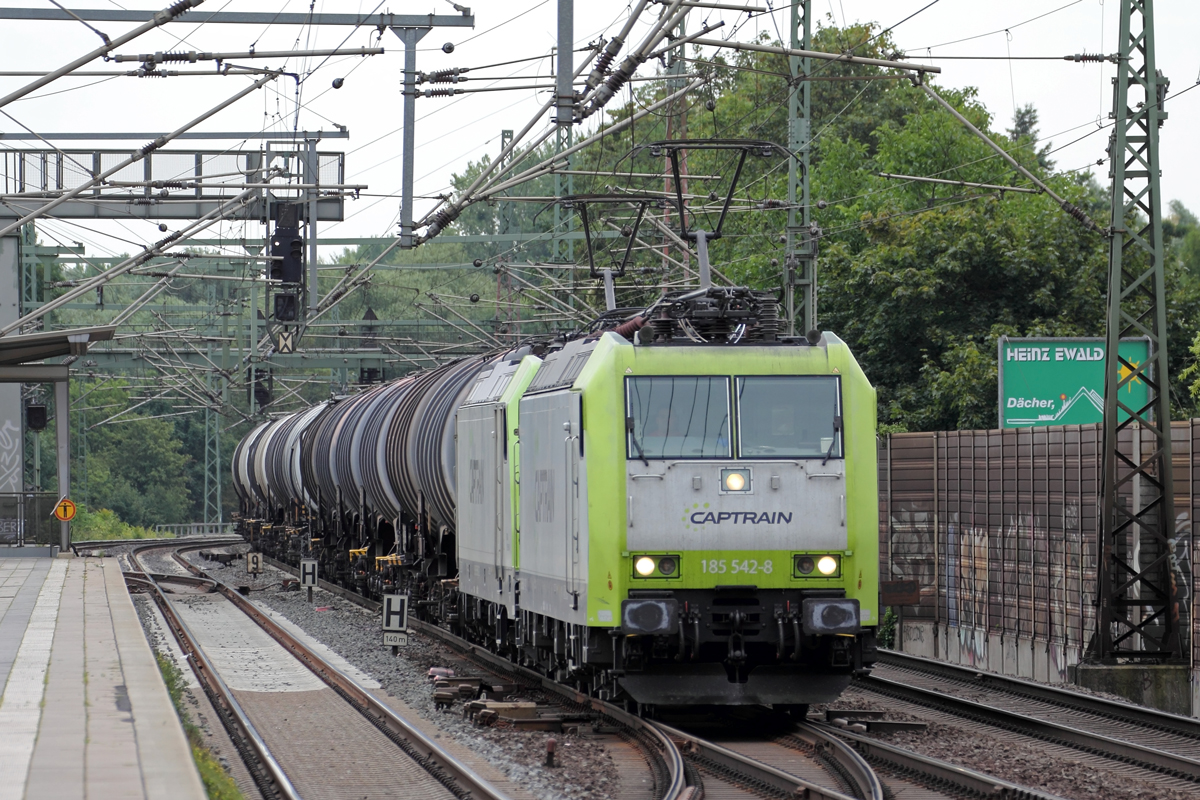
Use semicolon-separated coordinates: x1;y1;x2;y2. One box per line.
822;415;843;466
626;416;650;466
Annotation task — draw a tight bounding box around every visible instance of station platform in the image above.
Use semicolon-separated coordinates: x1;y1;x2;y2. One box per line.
0;555;205;800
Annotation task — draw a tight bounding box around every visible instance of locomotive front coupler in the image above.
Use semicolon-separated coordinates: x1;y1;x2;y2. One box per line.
725;609;748;666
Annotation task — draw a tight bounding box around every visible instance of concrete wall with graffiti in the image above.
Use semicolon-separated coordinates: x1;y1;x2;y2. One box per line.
879;424;1196;713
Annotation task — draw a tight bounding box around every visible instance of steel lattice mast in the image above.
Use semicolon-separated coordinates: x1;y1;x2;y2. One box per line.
785;0;814;336
1097;0;1180;661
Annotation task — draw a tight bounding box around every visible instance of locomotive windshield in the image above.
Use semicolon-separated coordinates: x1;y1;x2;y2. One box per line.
625;377;731;459
736;376;842;459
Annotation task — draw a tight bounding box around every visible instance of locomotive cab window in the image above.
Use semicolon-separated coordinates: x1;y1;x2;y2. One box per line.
736;376;842;459
625;376;731;460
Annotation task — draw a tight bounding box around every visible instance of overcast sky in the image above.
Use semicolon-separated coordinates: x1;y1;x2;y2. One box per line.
2;1;1197;260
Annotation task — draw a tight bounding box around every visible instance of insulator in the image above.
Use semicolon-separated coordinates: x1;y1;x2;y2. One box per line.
167;0;199;18
593;49;617;75
419;68;463;84
421;88;458;98
156;50;199;63
1068;53;1107;63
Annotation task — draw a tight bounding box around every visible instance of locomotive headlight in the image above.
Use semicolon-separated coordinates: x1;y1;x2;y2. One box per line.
721;468;751;492
817;555;840;575
635;556;657;576
657;557;677;576
795;556;815;574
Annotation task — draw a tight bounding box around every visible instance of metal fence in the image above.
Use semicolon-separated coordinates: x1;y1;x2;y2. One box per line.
154;522;237;537
0;492;60;547
879;423;1195;689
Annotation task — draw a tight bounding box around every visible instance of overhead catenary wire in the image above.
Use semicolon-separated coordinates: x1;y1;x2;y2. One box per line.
0;187;259;336
916;79;1103;234
0;0;205;110
0;71;284;240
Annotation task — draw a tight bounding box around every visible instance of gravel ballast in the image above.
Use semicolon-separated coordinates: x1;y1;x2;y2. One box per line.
816;691;1198;800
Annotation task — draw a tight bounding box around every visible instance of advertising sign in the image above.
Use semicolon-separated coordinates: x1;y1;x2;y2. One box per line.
998;337;1150;429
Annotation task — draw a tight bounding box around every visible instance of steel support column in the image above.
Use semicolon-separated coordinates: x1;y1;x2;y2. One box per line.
395;26;430;249
1098;0;1179;660
553;0;575;265
785;0;814;336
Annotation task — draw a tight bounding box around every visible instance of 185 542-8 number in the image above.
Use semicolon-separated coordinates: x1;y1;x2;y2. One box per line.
700;559;773;575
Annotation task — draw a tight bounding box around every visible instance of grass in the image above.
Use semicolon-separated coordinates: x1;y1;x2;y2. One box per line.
155;652;245;800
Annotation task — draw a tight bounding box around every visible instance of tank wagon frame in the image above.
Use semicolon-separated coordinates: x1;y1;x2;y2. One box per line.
233;287;879;710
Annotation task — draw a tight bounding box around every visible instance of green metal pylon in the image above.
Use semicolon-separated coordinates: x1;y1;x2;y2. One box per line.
1097;0;1179;660
785;0;814;335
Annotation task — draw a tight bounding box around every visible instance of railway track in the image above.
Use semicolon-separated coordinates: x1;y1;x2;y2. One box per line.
251;552;690;800
858;651;1200;794
252;549;1072;800
123;541;511;800
657;705;1073;800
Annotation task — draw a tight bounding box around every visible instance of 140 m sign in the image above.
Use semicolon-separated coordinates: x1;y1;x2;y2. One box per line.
998;337;1150;429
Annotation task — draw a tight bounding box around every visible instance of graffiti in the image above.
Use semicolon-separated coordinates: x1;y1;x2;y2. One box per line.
0;419;19;493
881;424;1196;684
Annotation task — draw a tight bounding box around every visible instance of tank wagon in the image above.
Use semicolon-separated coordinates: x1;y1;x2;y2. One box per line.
233;287;879;709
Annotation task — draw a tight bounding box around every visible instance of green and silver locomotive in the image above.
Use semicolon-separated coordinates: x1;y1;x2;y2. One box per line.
235;287;879;709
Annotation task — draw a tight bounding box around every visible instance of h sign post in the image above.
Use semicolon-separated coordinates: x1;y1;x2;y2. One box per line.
383;594;409;654
301;559;318;603
247;552;263;575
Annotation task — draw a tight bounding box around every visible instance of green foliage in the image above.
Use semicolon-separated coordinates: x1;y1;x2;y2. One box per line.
67;380;194;527
878;607;898;650
156;652;244;800
71;506;163;541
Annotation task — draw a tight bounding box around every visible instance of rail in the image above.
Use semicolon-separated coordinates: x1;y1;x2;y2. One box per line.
654;719;880;800
258;553;690;800
878;650;1200;737
158;542;513;800
811;722;1067;800
860;671;1200;781
123;570;301;800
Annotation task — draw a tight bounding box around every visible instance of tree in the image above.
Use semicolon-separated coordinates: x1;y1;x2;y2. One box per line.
70;380;194;528
1007;103;1055;170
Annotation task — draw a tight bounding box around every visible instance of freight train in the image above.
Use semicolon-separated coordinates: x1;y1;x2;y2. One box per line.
232;286;879;710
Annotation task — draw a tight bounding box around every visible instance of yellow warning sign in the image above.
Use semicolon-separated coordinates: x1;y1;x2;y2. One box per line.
53;498;77;522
